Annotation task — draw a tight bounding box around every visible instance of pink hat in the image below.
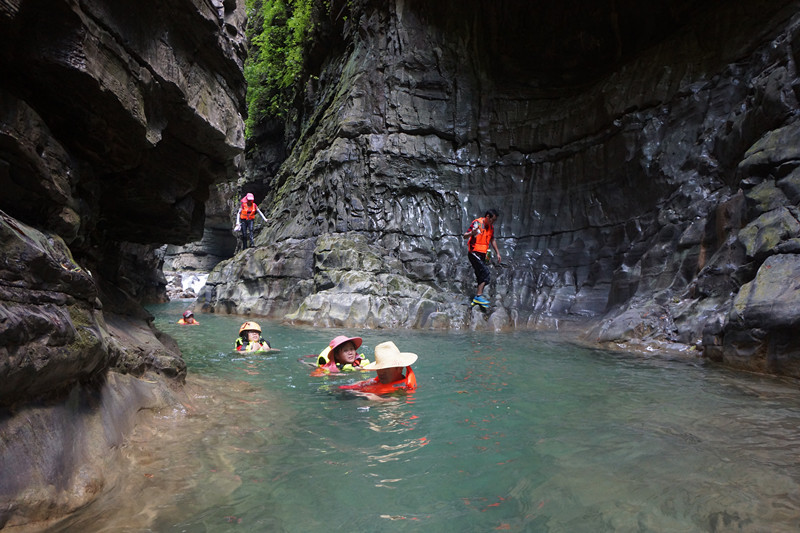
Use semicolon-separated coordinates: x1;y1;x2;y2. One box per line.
329;335;362;351
245;193;255;201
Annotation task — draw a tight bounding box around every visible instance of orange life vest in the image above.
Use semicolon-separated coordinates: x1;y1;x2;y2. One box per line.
338;367;417;395
468;217;493;253
240;201;257;220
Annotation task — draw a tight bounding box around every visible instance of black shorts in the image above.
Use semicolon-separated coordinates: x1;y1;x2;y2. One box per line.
468;251;491;285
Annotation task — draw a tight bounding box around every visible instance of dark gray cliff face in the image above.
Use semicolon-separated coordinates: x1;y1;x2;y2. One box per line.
0;0;246;527
205;0;800;376
1;0;245;392
1;0;245;246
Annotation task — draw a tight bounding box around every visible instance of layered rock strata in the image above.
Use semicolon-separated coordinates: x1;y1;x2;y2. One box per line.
0;0;246;527
203;0;800;376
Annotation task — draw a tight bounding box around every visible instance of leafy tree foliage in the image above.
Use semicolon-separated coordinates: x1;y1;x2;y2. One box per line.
244;0;318;137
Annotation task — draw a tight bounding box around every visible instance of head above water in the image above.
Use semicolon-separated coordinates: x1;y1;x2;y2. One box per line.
183;309;194;318
329;335;362;364
329;335;362;351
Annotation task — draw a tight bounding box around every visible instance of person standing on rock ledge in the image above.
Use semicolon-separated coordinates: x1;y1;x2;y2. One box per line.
463;209;501;308
234;193;258;249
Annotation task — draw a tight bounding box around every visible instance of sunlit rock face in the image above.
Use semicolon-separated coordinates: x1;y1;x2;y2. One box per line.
0;0;246;527
206;0;800;375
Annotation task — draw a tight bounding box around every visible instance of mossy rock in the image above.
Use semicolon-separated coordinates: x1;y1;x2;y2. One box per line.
739;123;800;174
731;254;800;329
737;207;800;258
745;179;789;216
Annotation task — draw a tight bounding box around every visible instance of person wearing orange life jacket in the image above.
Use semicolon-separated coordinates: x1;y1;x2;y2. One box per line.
177;309;199;325
339;341;417;401
234;193;258;249
313;335;371;375
463;208;501;308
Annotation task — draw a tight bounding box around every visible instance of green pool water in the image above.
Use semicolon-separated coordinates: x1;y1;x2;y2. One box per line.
59;301;800;532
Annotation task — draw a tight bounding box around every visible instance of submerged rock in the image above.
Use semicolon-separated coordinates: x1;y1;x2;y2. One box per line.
0;373;178;530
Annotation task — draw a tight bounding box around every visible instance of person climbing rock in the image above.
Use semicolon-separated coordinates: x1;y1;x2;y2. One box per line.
463;208;501;308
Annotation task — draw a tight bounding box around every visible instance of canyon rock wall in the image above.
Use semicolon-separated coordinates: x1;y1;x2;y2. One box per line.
203;0;800;376
0;0;246;527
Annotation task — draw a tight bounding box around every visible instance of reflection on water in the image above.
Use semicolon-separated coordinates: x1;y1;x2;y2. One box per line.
51;302;800;532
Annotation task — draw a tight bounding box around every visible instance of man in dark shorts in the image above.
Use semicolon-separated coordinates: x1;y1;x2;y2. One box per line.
463;209;501;307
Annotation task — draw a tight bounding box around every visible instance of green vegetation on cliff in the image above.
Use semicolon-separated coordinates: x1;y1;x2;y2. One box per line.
244;0;317;136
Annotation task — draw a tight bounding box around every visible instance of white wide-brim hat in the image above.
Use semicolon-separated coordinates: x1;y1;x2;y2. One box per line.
364;341;418;370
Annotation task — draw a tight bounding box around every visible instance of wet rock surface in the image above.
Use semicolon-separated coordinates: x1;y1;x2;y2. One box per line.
0;0;245;526
0;372;179;530
714;254;800;375
205;0;800;375
1;0;246;390
3;0;800;526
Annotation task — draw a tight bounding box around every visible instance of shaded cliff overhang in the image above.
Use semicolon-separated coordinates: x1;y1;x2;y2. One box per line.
392;0;703;88
0;0;246;247
0;0;248;527
0;0;248;402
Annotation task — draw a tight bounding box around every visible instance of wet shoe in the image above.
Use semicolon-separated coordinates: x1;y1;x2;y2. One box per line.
473;295;490;307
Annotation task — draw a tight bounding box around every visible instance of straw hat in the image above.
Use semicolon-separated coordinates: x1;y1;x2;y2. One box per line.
329;335;362;351
364;341;417;370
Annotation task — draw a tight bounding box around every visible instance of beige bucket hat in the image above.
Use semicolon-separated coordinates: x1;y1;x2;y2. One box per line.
364;341;418;370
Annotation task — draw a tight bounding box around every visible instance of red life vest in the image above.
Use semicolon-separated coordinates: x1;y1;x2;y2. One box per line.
467;217;493;253
240;201;257;220
339;367;417;394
